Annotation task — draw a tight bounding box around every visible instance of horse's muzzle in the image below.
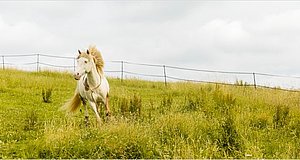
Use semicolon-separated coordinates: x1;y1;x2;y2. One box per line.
73;73;81;80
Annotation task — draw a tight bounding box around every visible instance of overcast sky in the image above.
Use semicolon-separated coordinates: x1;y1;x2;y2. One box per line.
1;0;300;77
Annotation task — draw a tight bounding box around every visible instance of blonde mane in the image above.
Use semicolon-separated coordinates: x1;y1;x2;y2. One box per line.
78;45;104;75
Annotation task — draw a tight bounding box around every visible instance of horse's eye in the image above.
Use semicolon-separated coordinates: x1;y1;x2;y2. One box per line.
84;61;88;64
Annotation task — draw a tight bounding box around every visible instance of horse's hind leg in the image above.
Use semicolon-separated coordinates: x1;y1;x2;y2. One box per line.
84;104;89;127
105;95;111;117
81;97;89;127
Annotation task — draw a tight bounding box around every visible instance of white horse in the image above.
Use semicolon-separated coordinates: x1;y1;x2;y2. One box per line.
63;46;110;126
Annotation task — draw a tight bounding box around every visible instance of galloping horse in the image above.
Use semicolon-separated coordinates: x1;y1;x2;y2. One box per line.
63;46;110;126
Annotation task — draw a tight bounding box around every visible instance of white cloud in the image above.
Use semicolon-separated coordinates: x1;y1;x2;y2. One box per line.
0;15;62;53
0;1;300;76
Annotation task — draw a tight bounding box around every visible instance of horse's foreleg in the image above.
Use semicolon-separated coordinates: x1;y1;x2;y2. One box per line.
90;102;102;127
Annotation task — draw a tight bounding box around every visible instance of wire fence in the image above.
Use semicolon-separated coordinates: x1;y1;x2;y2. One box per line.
1;53;300;92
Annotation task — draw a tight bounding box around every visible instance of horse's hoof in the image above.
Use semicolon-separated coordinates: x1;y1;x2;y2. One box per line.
105;112;111;122
84;116;90;127
106;112;111;117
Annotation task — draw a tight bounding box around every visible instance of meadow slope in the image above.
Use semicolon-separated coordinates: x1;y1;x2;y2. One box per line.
1;69;300;158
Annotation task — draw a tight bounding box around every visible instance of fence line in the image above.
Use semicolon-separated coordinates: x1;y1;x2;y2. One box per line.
39;62;74;68
1;53;300;92
166;65;253;75
39;54;75;59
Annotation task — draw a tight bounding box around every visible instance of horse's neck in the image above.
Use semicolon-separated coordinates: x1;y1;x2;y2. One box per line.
86;65;101;88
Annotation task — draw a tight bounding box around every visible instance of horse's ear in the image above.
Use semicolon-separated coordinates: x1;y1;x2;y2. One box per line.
78;50;81;54
87;49;90;55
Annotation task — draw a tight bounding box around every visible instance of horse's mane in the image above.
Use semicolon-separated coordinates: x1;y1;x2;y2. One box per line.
89;45;104;75
78;45;104;75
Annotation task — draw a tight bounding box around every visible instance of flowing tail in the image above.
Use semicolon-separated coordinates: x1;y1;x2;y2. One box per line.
62;91;81;113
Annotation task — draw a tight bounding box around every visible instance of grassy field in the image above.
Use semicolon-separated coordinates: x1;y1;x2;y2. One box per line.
1;69;300;158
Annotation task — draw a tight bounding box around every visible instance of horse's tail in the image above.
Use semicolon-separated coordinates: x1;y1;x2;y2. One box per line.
61;91;81;113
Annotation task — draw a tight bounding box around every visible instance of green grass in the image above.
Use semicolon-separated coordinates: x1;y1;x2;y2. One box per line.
1;69;300;158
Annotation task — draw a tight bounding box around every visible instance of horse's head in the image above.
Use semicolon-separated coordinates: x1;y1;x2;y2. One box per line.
74;49;94;80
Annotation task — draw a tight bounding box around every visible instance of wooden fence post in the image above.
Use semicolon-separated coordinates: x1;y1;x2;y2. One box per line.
36;54;40;72
163;65;167;86
73;57;76;72
121;61;124;82
253;72;257;89
2;56;4;70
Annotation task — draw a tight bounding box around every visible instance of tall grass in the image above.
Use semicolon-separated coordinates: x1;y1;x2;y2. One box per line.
1;69;300;158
